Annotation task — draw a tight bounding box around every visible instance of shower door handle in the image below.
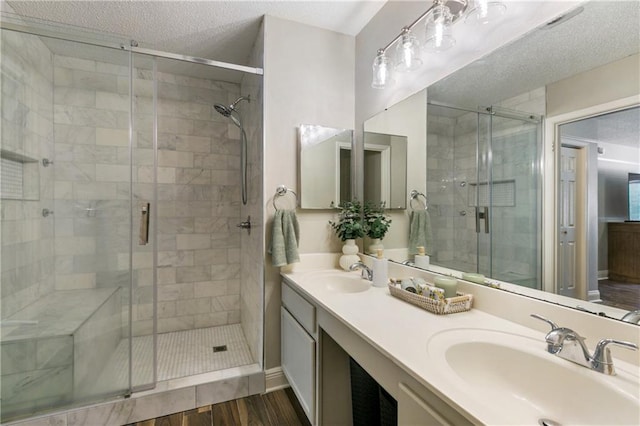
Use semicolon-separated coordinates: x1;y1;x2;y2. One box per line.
483;206;489;234
139;203;150;245
475;207;490;234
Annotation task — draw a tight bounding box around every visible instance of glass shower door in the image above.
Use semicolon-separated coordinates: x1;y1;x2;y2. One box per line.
0;25;156;421
427;103;542;289
488;109;542;289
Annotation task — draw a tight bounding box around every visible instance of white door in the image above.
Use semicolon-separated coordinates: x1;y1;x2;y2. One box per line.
558;146;579;297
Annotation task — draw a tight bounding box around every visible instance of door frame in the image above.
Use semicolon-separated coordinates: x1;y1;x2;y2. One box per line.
543;95;640;300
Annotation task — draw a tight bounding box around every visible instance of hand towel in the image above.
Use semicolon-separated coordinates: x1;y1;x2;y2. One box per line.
268;210;300;267
408;209;433;256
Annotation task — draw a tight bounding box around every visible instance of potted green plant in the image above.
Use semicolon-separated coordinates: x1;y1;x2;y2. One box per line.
329;200;365;270
364;201;392;254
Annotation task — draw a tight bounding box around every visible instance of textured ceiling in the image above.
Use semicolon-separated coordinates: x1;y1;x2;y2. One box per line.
562;106;640;148
5;0;387;67
428;1;640;112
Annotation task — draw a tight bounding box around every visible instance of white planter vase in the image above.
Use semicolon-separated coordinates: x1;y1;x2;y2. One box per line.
367;238;384;255
339;239;360;271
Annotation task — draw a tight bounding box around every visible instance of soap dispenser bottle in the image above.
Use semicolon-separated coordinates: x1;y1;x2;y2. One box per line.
372;249;388;288
414;246;430;269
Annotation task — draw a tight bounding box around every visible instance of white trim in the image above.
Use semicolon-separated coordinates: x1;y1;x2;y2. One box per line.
543;95;640;299
265;367;289;393
598;270;609;280
588;290;602;303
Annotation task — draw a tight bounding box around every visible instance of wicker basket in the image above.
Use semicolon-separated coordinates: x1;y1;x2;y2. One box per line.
388;283;473;315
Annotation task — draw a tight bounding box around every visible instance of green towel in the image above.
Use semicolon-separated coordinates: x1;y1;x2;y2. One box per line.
268;210;300;267
408;209;433;255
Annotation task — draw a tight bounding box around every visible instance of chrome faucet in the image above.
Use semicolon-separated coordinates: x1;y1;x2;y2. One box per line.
349;261;373;281
621;309;640;324
531;314;638;375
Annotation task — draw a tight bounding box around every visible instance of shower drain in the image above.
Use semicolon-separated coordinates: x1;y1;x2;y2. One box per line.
212;345;228;353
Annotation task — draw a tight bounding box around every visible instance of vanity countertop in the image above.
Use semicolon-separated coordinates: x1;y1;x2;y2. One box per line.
281;261;640;425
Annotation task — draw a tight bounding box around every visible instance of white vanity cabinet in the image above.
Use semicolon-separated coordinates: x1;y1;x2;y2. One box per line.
281;281;316;424
281;275;474;426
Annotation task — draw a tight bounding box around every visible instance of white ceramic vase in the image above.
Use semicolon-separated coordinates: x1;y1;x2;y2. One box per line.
339;239;360;271
367;238;384;255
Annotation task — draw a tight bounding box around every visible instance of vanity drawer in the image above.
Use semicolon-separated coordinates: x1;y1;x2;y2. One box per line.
282;281;316;335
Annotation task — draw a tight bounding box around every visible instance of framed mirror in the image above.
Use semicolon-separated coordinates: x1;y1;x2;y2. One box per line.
362;0;640;323
298;124;354;209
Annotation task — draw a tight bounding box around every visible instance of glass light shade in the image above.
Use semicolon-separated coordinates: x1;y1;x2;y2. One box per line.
465;0;507;25
424;4;456;52
371;50;394;89
395;31;423;72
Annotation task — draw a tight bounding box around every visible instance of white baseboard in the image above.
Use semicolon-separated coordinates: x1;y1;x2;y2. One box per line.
588;289;602;302
598;270;609;280
265;367;289;393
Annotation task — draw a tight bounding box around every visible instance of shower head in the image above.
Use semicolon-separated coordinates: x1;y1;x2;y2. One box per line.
214;95;250;127
214;103;232;117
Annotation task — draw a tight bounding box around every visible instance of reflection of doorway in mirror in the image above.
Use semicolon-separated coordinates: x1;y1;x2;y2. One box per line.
557;105;640;311
558;146;585;299
363;145;390;206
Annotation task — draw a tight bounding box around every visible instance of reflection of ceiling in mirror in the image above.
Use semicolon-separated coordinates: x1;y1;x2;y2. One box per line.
428;1;640;111
562;107;640;148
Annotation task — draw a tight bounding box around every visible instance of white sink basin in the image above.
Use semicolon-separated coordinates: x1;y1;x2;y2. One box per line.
305;271;371;293
427;328;640;425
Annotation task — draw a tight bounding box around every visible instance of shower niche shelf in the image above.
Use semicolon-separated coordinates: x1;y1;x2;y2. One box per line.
0;149;40;201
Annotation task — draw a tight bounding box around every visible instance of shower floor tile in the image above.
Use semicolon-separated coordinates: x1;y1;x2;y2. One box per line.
93;324;254;393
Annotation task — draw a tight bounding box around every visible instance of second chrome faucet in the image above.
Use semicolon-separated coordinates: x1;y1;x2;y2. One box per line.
531;314;638;376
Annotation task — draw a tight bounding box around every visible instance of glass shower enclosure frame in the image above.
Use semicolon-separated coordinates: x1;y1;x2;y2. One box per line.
1;15;264;423
426;101;543;289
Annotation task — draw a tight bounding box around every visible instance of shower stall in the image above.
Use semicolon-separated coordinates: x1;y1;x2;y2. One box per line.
0;15;264;423
426;102;542;289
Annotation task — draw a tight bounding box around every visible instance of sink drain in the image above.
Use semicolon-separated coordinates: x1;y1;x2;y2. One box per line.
539;419;561;426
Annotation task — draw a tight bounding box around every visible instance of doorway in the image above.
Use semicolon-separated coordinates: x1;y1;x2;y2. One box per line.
550;104;640;308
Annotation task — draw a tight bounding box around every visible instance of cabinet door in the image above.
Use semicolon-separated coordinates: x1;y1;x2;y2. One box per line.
398;382;453;426
281;307;315;423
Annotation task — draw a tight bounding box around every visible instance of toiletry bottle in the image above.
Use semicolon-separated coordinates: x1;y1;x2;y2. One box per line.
414;246;430;269
372;249;389;288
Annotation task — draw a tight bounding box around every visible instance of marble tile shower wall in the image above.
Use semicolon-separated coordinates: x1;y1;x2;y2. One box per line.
52;54;243;335
0;30;55;318
426;114;456;266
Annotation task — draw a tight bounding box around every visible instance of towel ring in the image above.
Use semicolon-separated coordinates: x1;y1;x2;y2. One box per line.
409;190;428;210
273;185;298;210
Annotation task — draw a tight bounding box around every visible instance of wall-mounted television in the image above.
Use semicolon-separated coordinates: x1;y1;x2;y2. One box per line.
629;173;640;221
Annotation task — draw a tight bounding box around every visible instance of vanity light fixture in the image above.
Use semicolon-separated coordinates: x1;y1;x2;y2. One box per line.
371;0;506;89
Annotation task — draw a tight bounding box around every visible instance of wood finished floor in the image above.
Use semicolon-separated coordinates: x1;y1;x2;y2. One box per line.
598;279;640;311
129;388;310;426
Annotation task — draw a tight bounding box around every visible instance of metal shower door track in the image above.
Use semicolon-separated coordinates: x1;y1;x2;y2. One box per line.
0;16;263;75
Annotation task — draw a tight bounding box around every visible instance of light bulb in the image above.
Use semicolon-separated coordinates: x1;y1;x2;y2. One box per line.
465;0;506;25
425;3;456;52
395;29;423;72
371;50;394;89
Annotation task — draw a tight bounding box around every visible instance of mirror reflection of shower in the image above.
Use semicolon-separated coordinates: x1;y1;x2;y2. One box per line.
214;96;250;205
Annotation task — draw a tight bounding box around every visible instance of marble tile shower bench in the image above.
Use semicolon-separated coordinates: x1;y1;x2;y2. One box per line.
1;288;122;420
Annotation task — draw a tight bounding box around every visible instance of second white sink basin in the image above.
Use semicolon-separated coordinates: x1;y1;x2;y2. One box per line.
427;328;640;425
305;271;371;293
